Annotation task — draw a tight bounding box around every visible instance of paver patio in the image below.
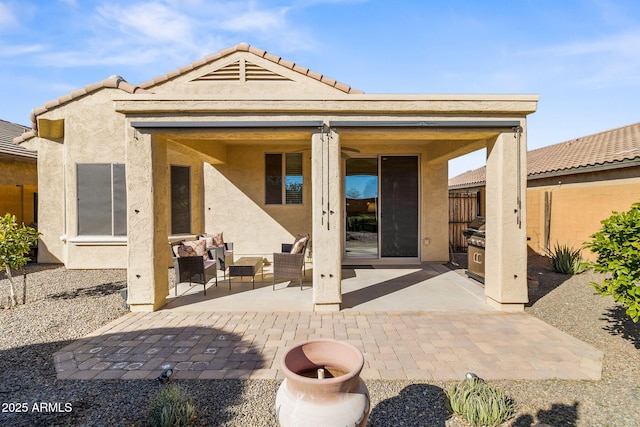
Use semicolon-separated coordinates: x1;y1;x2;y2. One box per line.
54;310;602;381
53;265;602;381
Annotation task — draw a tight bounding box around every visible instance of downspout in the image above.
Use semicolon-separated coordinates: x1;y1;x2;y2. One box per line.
514;125;523;229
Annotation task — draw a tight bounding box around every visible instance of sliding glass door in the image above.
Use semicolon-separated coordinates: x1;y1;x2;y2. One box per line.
345;158;379;258
380;156;419;257
344;155;419;259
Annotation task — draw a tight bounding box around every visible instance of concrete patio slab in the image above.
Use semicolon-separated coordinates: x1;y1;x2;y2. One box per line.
163;264;494;313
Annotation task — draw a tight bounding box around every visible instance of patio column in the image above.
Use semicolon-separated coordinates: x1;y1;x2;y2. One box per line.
311;128;342;311
484;127;528;311
125;129;170;312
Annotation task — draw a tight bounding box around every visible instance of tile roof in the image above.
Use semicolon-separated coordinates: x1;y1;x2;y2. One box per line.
528;121;640;176
0;119;36;159
449;121;640;188
13;75;149;145
139;42;364;95
13;43;363;146
448;166;486;188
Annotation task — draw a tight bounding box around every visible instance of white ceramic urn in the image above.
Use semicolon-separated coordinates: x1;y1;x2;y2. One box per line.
275;339;370;427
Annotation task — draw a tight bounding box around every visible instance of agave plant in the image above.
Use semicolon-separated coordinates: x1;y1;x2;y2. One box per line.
446;377;515;427
548;243;586;275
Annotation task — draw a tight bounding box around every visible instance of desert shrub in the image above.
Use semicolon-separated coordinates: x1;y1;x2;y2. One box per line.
585;202;640;322
446;377;514;427
148;384;198;427
0;213;40;306
548;243;586;275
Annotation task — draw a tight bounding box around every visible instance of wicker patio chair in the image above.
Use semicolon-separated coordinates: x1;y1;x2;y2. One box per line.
273;235;310;290
197;235;234;278
170;242;217;295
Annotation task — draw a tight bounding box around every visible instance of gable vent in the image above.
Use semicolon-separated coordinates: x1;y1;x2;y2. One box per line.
193;59;291;82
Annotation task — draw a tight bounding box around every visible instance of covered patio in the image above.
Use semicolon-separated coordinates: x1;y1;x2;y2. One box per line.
163;263;492;313
124;113;535;313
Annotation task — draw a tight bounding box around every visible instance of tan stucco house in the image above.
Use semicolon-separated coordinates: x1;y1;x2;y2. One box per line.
14;43;538;312
1;119;37;225
449;121;640;259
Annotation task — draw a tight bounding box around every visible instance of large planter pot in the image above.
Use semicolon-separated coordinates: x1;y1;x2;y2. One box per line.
276;339;370;427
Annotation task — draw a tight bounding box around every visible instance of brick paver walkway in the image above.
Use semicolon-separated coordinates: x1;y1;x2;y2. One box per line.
54;311;602;381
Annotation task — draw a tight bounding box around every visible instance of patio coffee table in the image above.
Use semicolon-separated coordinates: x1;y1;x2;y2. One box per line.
228;257;264;289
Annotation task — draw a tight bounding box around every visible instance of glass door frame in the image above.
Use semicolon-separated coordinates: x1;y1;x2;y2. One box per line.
344;156;379;260
342;153;421;263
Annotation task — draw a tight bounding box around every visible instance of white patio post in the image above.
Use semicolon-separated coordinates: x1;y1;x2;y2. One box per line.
125;129;170;312
484;126;528;311
311;128;342;311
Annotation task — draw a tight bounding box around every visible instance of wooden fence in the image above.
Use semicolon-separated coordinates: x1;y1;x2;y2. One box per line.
449;192;479;252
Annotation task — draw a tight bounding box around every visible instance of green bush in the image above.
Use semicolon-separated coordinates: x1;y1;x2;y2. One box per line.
585;202;640;322
446;377;514;427
148;384;198;427
548;243;586;275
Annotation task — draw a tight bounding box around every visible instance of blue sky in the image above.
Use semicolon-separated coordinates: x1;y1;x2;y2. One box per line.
1;0;639;177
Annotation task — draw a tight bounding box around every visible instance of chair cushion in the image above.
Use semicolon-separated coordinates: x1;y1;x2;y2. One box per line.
290;235;308;254
178;240;209;260
200;232;224;248
171;241;184;257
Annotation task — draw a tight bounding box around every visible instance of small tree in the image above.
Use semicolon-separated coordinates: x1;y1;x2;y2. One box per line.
585;202;640;322
0;213;40;307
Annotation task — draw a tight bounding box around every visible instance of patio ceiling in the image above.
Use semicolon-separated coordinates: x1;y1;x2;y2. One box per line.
153;126;495;165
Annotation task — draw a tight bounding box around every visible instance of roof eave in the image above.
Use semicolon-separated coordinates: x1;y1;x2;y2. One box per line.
529;158;640;180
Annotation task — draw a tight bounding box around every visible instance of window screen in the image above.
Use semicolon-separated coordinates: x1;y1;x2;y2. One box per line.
285;153;303;204
265;154;283;204
77;163;127;236
171;165;191;234
265;153;303;205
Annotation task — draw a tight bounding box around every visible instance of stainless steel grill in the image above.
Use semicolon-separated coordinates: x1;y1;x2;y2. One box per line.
462;216;485;284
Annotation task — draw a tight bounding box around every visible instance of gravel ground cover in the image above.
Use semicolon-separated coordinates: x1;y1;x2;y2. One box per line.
1;256;639;426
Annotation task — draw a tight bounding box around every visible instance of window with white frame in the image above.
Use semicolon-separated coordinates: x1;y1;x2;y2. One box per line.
265;153;303;205
77;163;127;236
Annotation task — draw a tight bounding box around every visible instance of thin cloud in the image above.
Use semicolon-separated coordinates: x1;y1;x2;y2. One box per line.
95;2;195;45
0;1;24;29
12;0;318;69
546;30;640;57
0;43;45;58
220;8;289;32
522;30;640;89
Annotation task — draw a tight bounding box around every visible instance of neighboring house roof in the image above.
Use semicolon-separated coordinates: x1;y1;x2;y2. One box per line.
0;119;36;160
13;43;362;146
448;166;486;189
449;121;640;189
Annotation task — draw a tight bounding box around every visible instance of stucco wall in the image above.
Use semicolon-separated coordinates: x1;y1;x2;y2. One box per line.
204;142;313;259
32;138;65;264
421;160;449;262
0;159;37;186
204;139;449;263
527;176;640;260
60;90;128;268
0;158;37;225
